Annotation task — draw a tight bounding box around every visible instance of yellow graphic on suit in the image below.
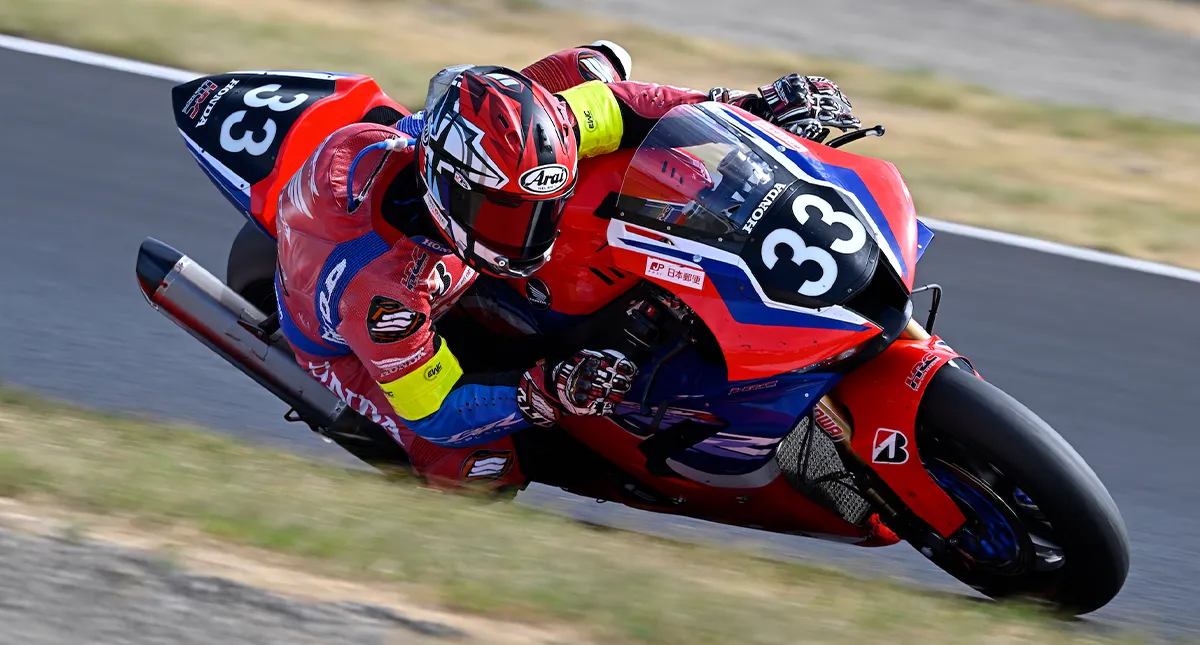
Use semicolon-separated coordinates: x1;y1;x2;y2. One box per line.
558;81;623;158
378;339;463;420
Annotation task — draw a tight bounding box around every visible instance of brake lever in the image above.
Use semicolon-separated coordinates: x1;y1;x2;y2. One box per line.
826;125;886;149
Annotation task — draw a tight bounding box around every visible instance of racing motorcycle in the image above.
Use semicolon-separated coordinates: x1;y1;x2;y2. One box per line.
135;70;1129;614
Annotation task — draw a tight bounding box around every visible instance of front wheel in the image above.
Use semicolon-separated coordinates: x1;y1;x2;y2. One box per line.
914;366;1129;614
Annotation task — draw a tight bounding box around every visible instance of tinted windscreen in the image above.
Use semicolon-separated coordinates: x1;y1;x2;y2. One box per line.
617;104;881;309
617;108;795;238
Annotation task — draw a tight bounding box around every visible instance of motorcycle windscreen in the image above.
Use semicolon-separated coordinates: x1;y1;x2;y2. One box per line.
614;103;879;311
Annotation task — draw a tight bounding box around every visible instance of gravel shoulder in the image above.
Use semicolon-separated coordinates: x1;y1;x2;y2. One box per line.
0;499;565;645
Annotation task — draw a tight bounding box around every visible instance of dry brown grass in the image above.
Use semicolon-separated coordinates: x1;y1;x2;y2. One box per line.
2;0;1199;266
0;389;1137;645
1030;0;1200;37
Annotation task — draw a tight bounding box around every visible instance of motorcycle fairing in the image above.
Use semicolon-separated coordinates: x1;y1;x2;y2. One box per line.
915;219;936;263
607;219;880;381
660;376;835;481
171;71;408;237
560;412;889;544
834;335;967;537
612;347;841;481
713;107;920;288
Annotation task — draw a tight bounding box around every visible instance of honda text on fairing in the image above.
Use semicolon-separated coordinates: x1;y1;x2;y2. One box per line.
135;68;1129;614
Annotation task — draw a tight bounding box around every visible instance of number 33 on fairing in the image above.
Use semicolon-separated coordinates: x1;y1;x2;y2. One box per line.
220;84;311;156
755;191;874;301
172;72;338;193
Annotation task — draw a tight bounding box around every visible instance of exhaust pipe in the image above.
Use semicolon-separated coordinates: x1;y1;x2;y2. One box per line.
135;237;410;469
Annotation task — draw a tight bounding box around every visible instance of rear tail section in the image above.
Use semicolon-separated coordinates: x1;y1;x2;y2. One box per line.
171;71;409;237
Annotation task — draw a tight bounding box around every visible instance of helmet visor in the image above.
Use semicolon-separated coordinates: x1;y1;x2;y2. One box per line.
432;171;569;264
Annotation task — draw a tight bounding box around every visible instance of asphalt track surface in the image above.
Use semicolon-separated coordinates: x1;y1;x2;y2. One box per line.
545;0;1200;123
2;46;1200;635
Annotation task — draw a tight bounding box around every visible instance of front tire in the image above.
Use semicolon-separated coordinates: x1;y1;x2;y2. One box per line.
915;365;1130;614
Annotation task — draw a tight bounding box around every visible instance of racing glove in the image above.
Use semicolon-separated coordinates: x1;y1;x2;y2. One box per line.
516;349;638;427
710;74;861;141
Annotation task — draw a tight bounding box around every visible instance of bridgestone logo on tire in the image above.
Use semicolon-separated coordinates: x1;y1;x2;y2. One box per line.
519;164;569;194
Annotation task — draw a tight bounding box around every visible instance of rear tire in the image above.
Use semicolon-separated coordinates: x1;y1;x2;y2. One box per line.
916;366;1129;614
226;221;278;315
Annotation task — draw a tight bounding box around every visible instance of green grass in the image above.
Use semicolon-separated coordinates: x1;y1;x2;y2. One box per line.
0;388;1142;645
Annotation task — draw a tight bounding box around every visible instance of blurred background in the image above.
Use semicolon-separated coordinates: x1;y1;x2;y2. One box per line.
2;0;1199;638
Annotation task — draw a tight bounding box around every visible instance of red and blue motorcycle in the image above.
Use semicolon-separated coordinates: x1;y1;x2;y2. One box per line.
135;70;1129;614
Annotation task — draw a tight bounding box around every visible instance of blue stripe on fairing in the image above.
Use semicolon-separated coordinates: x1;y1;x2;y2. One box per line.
622;238;868;332
313;232;392;352
622;238;698;263
274;275;350;358
186;146;261;228
916;219;936;262
183;136;273;237
720;109;908;279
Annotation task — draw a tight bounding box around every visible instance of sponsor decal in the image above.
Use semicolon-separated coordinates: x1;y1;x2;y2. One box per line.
196;78;240;127
411;236;452;255
582;109;596;131
645;257;705;290
525;278;551;310
306;361;402;440
427;261;453;299
518;164;570;195
423;190;450;229
516;382;558;427
706;432;780;458
182;80;219;120
728;380;778;395
444;414;526;445
460;450;515;480
370;349;427;377
905;352;939;391
366;296;427;344
813;406;845;441
317;259;348;346
403;247;430;290
452;170;472;191
741;182;789;234
423;362;444;380
871;428;909;465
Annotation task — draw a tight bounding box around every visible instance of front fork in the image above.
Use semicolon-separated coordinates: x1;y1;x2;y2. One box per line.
821;320;969;552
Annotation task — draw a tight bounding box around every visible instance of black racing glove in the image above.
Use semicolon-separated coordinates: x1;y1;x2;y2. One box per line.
517;350;638;427
710;74;860;141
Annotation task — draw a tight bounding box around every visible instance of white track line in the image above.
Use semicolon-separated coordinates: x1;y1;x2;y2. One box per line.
0;34;197;82
920;217;1200;283
3;34;1199;285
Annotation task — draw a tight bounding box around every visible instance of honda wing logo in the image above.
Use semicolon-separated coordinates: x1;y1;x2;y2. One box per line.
871;428;909;465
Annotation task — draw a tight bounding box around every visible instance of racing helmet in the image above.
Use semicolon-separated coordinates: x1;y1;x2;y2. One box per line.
417;65;578;278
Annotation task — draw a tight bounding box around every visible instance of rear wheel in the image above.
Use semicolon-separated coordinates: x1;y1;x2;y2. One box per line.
915;366;1129;614
226;221;278;315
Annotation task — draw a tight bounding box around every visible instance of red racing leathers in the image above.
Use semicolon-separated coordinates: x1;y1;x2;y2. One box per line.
275;46;729;491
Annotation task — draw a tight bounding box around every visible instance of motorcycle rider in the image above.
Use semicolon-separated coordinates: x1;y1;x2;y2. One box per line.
274;41;861;494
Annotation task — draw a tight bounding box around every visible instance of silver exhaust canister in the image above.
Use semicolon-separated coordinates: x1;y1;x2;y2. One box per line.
134;237;411;470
